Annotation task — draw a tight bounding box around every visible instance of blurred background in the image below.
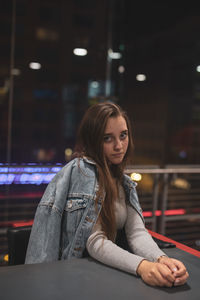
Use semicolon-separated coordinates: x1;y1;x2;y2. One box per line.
0;0;200;264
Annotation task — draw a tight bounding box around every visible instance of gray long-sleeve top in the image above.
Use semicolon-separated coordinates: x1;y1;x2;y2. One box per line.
86;185;166;275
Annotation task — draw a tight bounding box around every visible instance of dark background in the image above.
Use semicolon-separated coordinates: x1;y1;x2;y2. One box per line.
1;0;200;165
1;1;200;262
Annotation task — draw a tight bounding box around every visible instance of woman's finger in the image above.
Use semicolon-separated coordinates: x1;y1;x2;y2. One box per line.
157;263;175;284
170;259;188;277
174;271;189;286
158;257;178;273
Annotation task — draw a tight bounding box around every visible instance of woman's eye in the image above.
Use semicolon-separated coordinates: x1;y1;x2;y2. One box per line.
120;131;128;140
104;135;112;143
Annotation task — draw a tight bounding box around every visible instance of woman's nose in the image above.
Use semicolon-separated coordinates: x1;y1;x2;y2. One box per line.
114;138;122;150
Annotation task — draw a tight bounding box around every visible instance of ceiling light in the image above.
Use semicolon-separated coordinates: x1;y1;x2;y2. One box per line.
136;74;146;81
11;68;21;76
118;66;125;73
73;48;87;56
108;49;122;59
130;173;142;182
196;65;200;72
29;62;41;70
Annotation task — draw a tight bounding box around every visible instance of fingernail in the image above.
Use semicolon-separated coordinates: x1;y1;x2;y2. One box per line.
174;279;180;285
173;268;177;272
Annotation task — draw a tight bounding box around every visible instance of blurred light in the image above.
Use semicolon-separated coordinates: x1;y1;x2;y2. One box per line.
179;150;187;159
165;209;186;216
91;81;99;88
118;66;125;73
88;80;105;98
36;28;59;41
4;254;9;262
65;148;73;157
171;178;191;190
33;89;58;100
136;74;146;81
0;165;62;185
0;87;7;95
29;62;41;70
196;65;200;72
130;172;142;182
51;167;62;172
119;44;125;51
11;68;21;76
195;240;200;247
143;209;186;218
73;48;87;56
13;220;33;228
143;211;152;217
36;148;55;161
108;49;122;59
37;149;46;161
0;79;9;95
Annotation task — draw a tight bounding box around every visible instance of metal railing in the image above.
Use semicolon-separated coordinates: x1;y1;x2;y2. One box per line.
125;165;200;236
0;164;200;241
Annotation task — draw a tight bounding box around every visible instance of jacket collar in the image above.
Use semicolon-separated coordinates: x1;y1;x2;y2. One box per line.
123;174;137;189
82;156;97;165
83;156;137;188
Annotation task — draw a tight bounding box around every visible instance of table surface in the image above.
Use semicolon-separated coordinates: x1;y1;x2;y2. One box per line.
0;247;199;300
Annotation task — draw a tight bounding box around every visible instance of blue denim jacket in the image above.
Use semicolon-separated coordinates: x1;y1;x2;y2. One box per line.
25;157;144;264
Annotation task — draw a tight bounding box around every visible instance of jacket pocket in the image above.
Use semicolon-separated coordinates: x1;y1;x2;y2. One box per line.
64;198;88;232
65;198;87;212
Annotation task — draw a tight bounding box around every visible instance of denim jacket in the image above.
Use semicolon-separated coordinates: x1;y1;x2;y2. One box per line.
25;157;144;264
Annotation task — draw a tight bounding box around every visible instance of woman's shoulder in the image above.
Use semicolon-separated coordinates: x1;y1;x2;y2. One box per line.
122;173;137;188
61;157;97;179
66;157;98;194
44;157;97;196
50;157;97;181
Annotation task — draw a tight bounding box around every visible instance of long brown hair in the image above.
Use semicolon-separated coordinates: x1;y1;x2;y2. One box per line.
75;102;134;241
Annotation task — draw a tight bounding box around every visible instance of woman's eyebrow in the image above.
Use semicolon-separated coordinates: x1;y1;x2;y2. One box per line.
104;129;128;136
120;129;128;134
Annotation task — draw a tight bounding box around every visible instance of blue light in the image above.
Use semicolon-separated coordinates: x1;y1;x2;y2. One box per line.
23;168;36;173
0;174;15;185
0;174;8;185
19;174;30;184
0;167;8;173
51;167;62;172
24;167;51;173
9;167;20;172
0;172;58;185
0;164;63;185
30;173;41;185
179;151;187;159
43;173;57;183
7;174;15;184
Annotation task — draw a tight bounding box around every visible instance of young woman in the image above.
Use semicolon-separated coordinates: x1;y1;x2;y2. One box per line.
25;102;189;287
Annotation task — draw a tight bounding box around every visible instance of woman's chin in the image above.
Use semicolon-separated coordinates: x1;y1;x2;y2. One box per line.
109;158;123;165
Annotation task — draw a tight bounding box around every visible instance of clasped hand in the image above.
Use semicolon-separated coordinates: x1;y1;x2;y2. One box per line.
137;257;189;287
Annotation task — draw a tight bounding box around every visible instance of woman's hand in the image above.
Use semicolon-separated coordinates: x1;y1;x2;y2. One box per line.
157;256;189;286
137;260;176;287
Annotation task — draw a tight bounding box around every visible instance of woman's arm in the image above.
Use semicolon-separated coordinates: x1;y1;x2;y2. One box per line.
125;205;189;286
125;205;166;261
86;224;180;287
86;223;146;275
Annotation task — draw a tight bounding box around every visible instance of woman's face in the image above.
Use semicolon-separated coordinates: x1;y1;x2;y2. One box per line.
103;115;129;165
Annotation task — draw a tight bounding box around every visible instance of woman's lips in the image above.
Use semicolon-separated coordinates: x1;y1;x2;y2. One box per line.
111;153;123;157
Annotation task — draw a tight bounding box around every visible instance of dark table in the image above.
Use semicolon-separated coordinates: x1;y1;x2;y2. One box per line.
0;247;199;300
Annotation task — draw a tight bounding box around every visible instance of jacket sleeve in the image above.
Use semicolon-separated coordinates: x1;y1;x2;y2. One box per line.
25;163;73;264
25;182;62;263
